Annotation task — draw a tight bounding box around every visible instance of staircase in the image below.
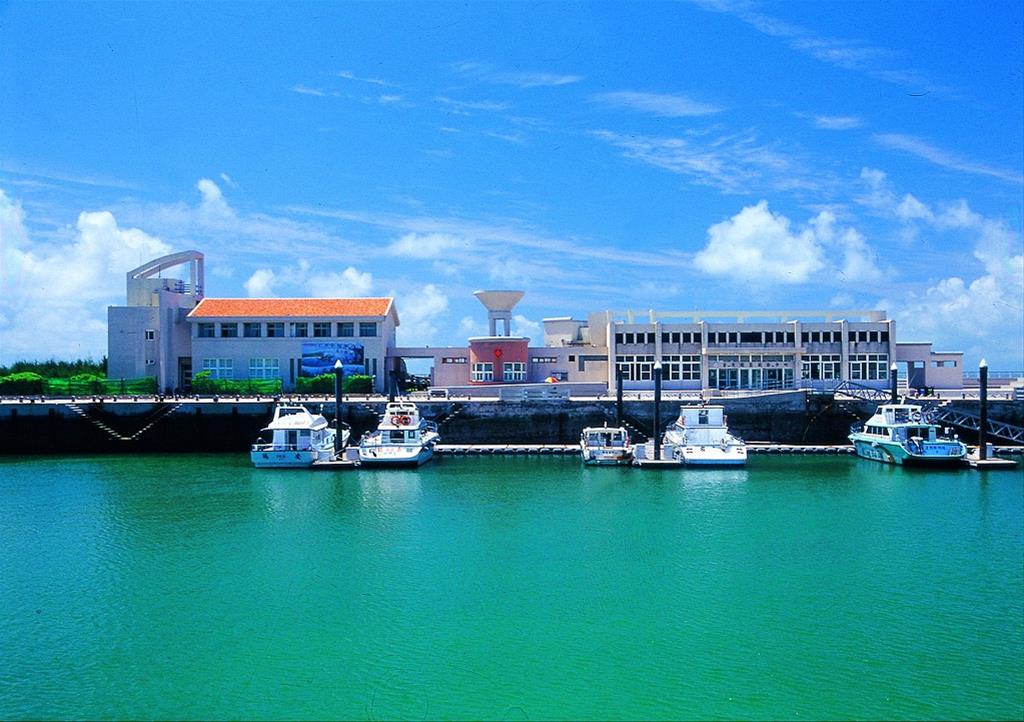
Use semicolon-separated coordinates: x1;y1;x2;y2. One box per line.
433;402;467;429
65;402;182;443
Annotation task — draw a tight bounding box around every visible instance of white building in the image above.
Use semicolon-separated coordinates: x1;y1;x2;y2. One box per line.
187;298;398;393
107;251;205;391
108;251;399;393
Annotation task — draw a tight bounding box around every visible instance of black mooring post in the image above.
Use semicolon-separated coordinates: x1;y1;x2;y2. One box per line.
388;369;396;403
333;360;344;455
653;363;663;461
890;362;898;403
616;367;624;426
979;359;988;460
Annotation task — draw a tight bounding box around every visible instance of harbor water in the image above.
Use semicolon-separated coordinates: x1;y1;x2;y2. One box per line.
1;454;1021;720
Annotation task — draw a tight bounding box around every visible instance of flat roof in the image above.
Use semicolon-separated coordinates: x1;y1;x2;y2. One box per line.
188;297;394;319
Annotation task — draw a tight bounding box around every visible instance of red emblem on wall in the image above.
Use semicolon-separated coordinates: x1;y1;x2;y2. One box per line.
494;348;503;359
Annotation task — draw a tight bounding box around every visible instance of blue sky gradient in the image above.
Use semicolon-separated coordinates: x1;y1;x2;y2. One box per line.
1;1;1022;369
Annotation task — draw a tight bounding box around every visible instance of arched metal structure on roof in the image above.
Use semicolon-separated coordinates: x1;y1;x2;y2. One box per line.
126;250;204;305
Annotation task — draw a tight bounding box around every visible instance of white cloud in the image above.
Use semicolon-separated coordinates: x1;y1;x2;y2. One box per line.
386;232;465;259
396;284;449;346
450;62;583;88
458;315;485;337
694;201;886;287
591;129;828;195
0;188;169;363
307;267;374;297
810;115;862;130
336;70;395;87
435;96;511;113
873;134;1023;185
694;201;824;283
856;169;1024;365
593;90;723;117
511;314;540;341
219;173;238;188
244;268;277;297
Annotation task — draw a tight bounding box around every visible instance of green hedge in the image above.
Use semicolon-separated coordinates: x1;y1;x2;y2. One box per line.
0;372;46;395
295;373;373;395
0;373;157;396
191;371;283;395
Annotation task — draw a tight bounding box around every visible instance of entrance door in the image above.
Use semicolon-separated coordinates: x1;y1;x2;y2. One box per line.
179;358;192;391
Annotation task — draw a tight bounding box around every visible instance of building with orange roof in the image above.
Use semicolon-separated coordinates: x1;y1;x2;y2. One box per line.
108;252;398;393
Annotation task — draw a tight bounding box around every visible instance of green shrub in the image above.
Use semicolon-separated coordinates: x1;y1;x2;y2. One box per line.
296;373;374;394
191;371;281;396
0;372;46;395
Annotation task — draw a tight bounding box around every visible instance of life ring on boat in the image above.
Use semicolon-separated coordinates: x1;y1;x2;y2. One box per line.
389;415;402;425
911;411;922;422
396;415;411;426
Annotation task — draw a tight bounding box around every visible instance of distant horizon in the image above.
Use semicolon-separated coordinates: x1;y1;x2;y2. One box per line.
1;2;1021;369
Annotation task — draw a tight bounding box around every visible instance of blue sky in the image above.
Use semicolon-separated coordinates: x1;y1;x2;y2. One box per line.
1;1;1022;369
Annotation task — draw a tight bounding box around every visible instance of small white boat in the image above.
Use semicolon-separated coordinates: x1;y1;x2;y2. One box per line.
580;425;632;465
663;405;747;466
358;401;440;467
849;402;966;467
250;405;347;468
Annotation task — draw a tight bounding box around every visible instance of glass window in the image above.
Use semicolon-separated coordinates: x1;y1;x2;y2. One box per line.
267;322;284;337
442;357;467;364
249;357;280;380
202;358;233;379
338;322;354;337
290;322;308;338
313;322;331;338
503;362;526;382
359;322;377;337
220;323;238;338
197;322;215;338
472;362;493;382
243;322;262;338
144;329;156;340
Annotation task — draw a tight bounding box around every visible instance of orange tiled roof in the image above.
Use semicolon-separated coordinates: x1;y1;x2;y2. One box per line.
189;297;394;319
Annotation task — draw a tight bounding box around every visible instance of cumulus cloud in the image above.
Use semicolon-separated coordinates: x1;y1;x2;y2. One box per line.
307;267;374;297
386;232;465;259
396;284;449;346
511;314;541;341
0;188;169;362
694;201;825;283
694;201;887;287
859;168;1024;364
244;268;277;297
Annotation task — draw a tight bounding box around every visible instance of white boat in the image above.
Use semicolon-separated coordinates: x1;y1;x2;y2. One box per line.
849;402;967;467
357;401;440;467
580;425;632;465
250;405;347;468
663;405;747;466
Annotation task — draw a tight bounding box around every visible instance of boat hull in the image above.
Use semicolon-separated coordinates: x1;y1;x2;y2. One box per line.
678;446;748;466
249;448;333;468
580;447;632;465
357;445;434;467
850;437;966;467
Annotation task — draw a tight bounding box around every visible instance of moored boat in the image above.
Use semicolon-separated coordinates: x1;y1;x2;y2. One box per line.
357;401;440;467
250;404;347;468
663;405;747;466
580;425;632;465
849;402;967;467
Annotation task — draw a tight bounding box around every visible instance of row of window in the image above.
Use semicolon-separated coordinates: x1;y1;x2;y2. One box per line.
708;354;795;364
202;357;281;380
471;362;526;382
615;355;702;381
849;353;890;380
196;321;377;339
614;330;891;346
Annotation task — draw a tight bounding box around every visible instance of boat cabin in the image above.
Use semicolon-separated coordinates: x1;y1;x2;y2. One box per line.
583;427;629;448
677;405;727;427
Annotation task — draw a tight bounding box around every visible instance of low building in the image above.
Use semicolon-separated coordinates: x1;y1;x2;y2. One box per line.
187;298;398;393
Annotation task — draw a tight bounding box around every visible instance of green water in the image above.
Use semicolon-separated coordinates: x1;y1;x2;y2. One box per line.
1;454;1021;721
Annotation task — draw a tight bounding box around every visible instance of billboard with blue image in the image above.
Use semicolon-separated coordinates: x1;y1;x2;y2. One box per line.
301;342;365;377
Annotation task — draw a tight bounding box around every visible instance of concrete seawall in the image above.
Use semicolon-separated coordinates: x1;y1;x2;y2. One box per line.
1;391;1020;454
